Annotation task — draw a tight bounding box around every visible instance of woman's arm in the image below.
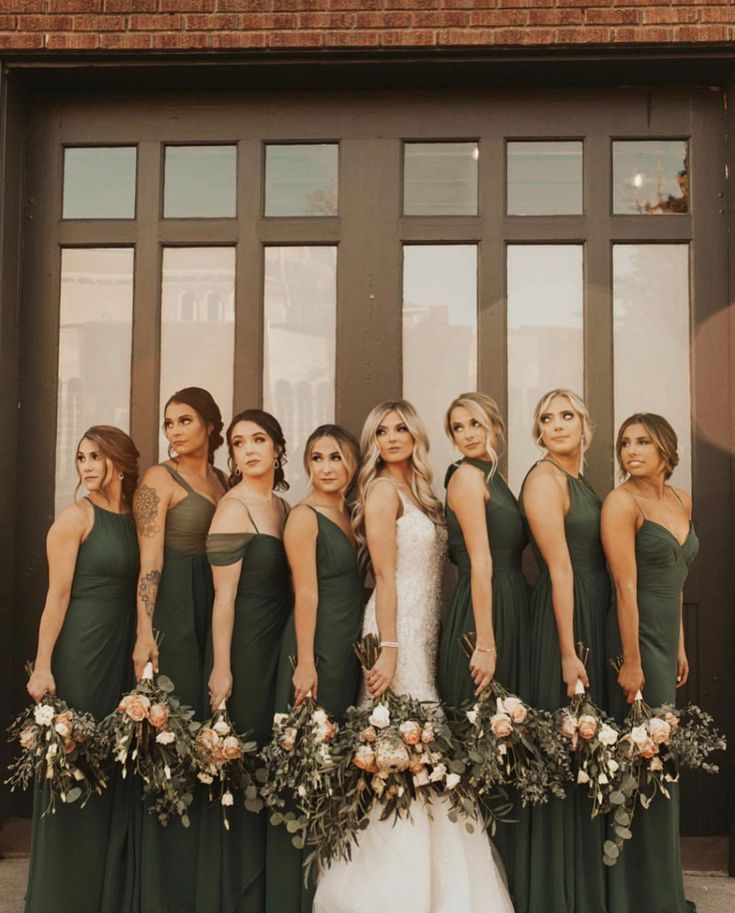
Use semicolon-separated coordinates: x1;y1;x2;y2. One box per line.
364;481;400;699
27;504;90;702
448;467;495;694
284;506;320;704
601;490;644;703
523;467;588;697
132;466;172;679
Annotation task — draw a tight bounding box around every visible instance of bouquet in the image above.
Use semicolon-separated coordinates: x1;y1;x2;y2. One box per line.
194;703;264;829
99;662;199;827
6;690;109;816
456;633;571;810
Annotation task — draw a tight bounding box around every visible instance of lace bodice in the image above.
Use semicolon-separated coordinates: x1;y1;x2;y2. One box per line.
361;480;447;703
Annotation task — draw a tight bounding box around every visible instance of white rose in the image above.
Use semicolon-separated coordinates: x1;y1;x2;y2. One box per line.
445;773;461;790
577;770;590;784
630;724;649;746
598;723;618;746
213;720;230;736
34;705;55;726
429;763;447;783
607;759;620;774
648;718;671;746
221;791;234;807
54;722;70;738
155;730;176;745
465;706;479;726
273;712;288;727
369;704;391;729
312;709;328;726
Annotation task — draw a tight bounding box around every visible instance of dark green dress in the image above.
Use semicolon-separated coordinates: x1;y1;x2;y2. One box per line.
438;457;532;913
606;498;698;913
136;464;224;913
25;501;138;913
266;507;365;913
520;460;611;913
196;500;292;913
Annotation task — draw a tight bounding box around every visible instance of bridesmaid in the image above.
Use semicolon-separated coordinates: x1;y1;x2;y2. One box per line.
602;414;697;913
437;391;531;913
132;387;227;913
266;424;364;913
197;409;292;913
25;426;139;913
520;388;611;913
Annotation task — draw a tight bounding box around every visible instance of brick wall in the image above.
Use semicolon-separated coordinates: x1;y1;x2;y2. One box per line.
0;1;733;53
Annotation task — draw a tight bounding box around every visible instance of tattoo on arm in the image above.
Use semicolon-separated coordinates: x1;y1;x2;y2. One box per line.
133;484;161;538
138;570;161;619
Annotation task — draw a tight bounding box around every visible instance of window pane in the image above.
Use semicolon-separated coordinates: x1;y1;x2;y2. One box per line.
55;248;134;514
403;142;478;216
63;147;136;219
507;245;584;493
263;247;337;500
403;245;477;489
265;144;339;217
613;245;691;488
613;140;689;215
163;146;237;218
507;141;583;215
159;248;235;468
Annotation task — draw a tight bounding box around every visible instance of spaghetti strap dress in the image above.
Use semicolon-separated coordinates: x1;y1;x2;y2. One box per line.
520;460;612;913
136;463;225;913
266;506;365;913
196;499;292;913
438;457;532;913
25;501;138;913
606;493;699;913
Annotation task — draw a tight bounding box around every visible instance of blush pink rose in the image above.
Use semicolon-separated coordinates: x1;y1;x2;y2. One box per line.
639;739;658;759
148;703;169;730
221;736;242;761
399;721;421;746
353;745;378;773
490;713;513;738
578;714;598;741
558;713;579;739
360;726;377;742
125;695;151;722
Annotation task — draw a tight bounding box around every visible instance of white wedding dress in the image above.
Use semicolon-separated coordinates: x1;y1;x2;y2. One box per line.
313;479;515;913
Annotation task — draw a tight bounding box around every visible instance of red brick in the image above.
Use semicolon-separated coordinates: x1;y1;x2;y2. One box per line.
381;27;437;44
613;26;639;42
385;0;438;8
676;23;729;40
217;0;270;11
103;0;157;11
642;8;697;24
520;27;556;45
210;30;268;46
2;0;44;10
554;26;612;44
271;0;323;8
612;0;673;6
238;12;296;29
73;14;126;30
99;31;155;48
443;0;503;8
528;9;583;25
49;0;102;12
129;13;183;29
469;10;527;26
268;30;324;46
328;0;383;9
161;0;214;10
154;31;211;47
437;27;497;44
45;32;102;48
586;9;640;25
354;11;413;28
613;25;672;42
498;0;552;8
557;0;615;6
0;33;45;48
412;11;469;27
184;13;240;29
323;29;382;46
700;8;735;24
298;12;355;28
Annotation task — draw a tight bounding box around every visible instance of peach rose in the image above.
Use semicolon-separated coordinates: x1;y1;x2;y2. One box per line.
353;745;378;773
221;736;242;761
399;721;421;746
196;727;218;753
663;711;679;732
558;713;579;739
421;723;435;743
20;726;38;750
118;695;131;714
502;697;528;724
63;738;77;754
148;703;169;730
648;718;671;746
639;739;658;760
360;726;377;742
578;714;598;741
490;712;513;739
125;695;151;722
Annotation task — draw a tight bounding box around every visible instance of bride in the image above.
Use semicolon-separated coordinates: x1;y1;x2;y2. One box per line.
314;400;514;913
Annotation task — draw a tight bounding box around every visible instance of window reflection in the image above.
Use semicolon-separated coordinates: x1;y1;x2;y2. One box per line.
403;143;479;216
56;248;134;514
403;245;477;489
163;146;237;218
613;244;691;488
159;248;235;467
507;141;583;215
265;144;339;217
63;147;137;219
613;140;689;215
507;245;584;493
263;246;337;500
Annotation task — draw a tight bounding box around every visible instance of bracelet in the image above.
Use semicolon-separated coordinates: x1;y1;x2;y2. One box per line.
380;641;399;649
475;645;497;655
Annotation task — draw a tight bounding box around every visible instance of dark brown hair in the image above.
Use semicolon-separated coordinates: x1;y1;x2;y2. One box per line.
615;413;679;480
76;425;140;504
226;409;289;491
164;387;223;465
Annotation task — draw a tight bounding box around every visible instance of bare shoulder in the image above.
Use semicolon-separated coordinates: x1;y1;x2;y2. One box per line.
364;477;401;512
524;461;566;499
285;503;318;536
602;485;638;521
447;462;487;502
210;494;253;534
671;486;693;515
50;500;91;539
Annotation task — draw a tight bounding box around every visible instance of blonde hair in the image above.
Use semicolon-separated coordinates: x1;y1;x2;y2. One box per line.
532;389;593;454
444;392;505;478
303;424;360;493
352;400;444;568
615;413;679;481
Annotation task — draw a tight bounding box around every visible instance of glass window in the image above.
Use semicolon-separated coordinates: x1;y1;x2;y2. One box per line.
613;244;691;488
62;147;137;219
159;247;236;467
402;244;477;489
55;248;134;514
263;246;337;500
507;245;584;493
265;144;339;217
163;145;237;218
403;142;478;216
613;140;689;215
507;141;583;215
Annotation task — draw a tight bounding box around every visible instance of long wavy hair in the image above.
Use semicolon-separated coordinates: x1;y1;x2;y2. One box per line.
444;391;505;480
352;400;443;569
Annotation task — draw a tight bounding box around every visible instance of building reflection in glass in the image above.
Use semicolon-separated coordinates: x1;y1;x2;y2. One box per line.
56;248;134;514
613;140;689;215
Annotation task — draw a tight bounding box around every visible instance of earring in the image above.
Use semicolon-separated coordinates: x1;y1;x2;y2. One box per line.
235;466;242;477
167;444;176;459
274;457;281;470
118;472;125;481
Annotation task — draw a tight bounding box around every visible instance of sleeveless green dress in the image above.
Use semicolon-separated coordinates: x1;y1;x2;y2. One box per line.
196;500;292;913
438;457;532;913
520;461;611;913
136;464;225;913
266;507;365;913
606;499;698;913
25;501;138;913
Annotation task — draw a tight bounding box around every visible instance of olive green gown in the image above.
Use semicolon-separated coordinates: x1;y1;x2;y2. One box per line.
438;457;532;913
520;460;611;913
265;507;365;913
136;464;225;913
196;501;292;913
606;500;699;913
25;500;138;913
